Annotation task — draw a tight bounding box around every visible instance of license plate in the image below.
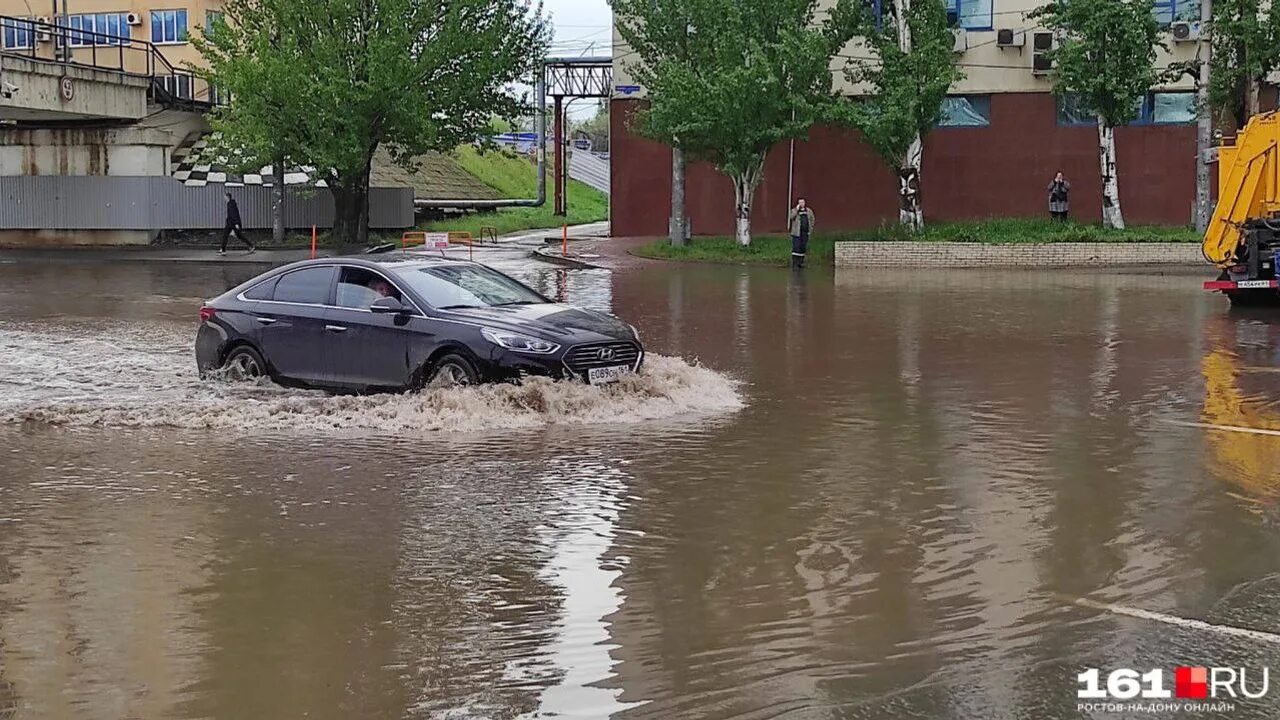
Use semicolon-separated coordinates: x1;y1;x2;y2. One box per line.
587;365;631;385
1237;280;1273;289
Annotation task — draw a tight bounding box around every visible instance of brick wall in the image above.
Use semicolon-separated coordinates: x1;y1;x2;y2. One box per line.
611;93;1197;237
834;242;1204;268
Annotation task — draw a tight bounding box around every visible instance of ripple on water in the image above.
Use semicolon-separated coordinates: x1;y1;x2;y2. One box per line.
0;321;743;433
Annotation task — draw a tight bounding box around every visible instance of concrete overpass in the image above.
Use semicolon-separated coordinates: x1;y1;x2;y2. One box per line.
0;53;150;123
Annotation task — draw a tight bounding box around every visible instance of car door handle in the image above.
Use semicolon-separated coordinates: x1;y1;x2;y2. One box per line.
325;324;348;333
256;317;277;325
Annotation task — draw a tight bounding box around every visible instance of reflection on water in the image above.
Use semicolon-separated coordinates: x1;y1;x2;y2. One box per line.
5;260;1280;717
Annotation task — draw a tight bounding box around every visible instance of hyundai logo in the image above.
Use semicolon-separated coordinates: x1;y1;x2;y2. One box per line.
596;347;616;362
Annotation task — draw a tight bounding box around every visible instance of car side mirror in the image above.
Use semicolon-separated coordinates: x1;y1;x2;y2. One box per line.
370;297;406;314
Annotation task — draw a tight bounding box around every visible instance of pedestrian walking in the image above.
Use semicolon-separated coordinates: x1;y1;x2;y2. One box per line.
1048;172;1071;222
787;198;815;269
219;191;256;254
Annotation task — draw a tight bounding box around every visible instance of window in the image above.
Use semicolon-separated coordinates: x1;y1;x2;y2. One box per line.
273;267;335;305
336;267;404;309
1153;0;1201;25
151;9;188;44
867;0;989;29
1152;92;1196;124
243;277;279;301
64;13;130;47
1057;92;1196;126
397;265;545;309
2;17;33;50
205;10;223;36
939;96;991;127
946;0;993;30
156;74;193;100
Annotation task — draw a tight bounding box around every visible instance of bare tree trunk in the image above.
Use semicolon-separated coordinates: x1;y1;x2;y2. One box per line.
1097;116;1125;230
669;146;687;247
1247;77;1261;119
1195;0;1212;233
1194;0;1213;233
898;134;924;230
731;159;764;247
893;0;925;230
329;157;374;246
271;157;286;245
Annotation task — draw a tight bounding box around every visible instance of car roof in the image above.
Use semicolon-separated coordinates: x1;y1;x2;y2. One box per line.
275;254;480;274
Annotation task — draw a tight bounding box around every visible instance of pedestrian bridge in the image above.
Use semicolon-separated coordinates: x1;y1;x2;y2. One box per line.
0;15;212;124
0;53;150;122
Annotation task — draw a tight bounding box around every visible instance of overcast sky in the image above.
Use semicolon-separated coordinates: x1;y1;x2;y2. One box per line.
543;0;613;58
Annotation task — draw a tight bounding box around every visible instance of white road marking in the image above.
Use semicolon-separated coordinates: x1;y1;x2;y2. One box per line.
1067;596;1280;645
1168;420;1280;437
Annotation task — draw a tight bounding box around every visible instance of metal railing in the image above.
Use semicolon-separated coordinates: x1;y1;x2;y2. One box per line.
0;14;218;111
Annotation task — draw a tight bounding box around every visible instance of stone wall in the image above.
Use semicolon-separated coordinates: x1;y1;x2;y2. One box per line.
834;241;1204;268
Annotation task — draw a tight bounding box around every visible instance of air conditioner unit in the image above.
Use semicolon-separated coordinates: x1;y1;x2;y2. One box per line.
952;28;968;53
1032;31;1054;53
36;17;51;42
996;28;1025;48
1171;21;1201;42
126;12;143;26
1032;54;1054;75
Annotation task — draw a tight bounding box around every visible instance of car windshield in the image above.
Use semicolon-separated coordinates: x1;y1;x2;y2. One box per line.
395;264;545;309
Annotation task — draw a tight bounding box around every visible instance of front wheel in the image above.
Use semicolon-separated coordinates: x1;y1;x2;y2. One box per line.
223;345;267;381
424;353;479;389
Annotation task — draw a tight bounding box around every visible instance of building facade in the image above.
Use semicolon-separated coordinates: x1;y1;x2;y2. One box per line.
610;0;1211;236
1;0;223;101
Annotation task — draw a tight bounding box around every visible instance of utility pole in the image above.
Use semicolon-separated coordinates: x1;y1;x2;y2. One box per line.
1195;0;1212;233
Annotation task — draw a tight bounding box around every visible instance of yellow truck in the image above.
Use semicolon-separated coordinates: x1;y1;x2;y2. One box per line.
1203;112;1280;305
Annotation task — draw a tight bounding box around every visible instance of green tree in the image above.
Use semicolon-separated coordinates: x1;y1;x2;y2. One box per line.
616;0;859;246
837;0;961;229
1210;0;1280;127
195;0;548;244
1032;0;1169;230
611;0;703;246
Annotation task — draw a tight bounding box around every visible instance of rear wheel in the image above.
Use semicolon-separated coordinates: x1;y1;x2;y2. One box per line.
223;345;267;381
425;353;479;389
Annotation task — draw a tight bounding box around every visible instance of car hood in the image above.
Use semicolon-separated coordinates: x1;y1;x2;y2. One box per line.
441;304;634;342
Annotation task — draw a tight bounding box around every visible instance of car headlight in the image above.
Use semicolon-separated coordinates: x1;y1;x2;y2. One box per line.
481;327;561;354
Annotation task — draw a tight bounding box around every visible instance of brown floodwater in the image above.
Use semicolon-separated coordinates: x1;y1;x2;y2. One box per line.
3;257;1280;719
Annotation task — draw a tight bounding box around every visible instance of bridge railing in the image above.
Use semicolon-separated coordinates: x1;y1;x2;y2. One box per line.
0;15;219;111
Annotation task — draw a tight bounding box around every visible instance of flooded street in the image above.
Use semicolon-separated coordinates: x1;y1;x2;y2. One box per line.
3;256;1280;718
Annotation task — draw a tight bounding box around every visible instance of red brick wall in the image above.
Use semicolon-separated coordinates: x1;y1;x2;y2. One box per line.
610;93;1197;237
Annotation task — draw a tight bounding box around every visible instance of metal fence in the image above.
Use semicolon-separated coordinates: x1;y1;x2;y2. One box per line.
0;176;414;230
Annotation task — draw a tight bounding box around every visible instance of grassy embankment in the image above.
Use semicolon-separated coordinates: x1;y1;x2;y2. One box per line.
632;218;1201;266
274;147;608;247
417;146;609;236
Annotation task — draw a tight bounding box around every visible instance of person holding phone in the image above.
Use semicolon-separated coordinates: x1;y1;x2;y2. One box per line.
787;198;816;269
1048;172;1070;222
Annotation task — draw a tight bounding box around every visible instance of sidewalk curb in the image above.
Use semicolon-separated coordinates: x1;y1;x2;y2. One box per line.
531;247;603;269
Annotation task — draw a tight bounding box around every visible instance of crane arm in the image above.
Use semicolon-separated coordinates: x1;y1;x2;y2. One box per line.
1203;112;1280;267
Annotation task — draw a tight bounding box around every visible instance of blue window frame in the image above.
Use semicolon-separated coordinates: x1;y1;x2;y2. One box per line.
939;95;991;127
865;0;990;30
1056;92;1196;126
151;9;188;44
63;13;129;47
1153;0;1201;24
2;17;33;49
205;10;223;37
1151;92;1196;124
946;0;993;30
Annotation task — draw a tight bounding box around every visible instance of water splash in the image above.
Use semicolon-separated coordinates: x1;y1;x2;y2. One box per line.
0;322;742;433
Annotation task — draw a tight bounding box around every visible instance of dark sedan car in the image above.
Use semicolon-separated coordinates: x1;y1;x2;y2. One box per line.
195;256;644;391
